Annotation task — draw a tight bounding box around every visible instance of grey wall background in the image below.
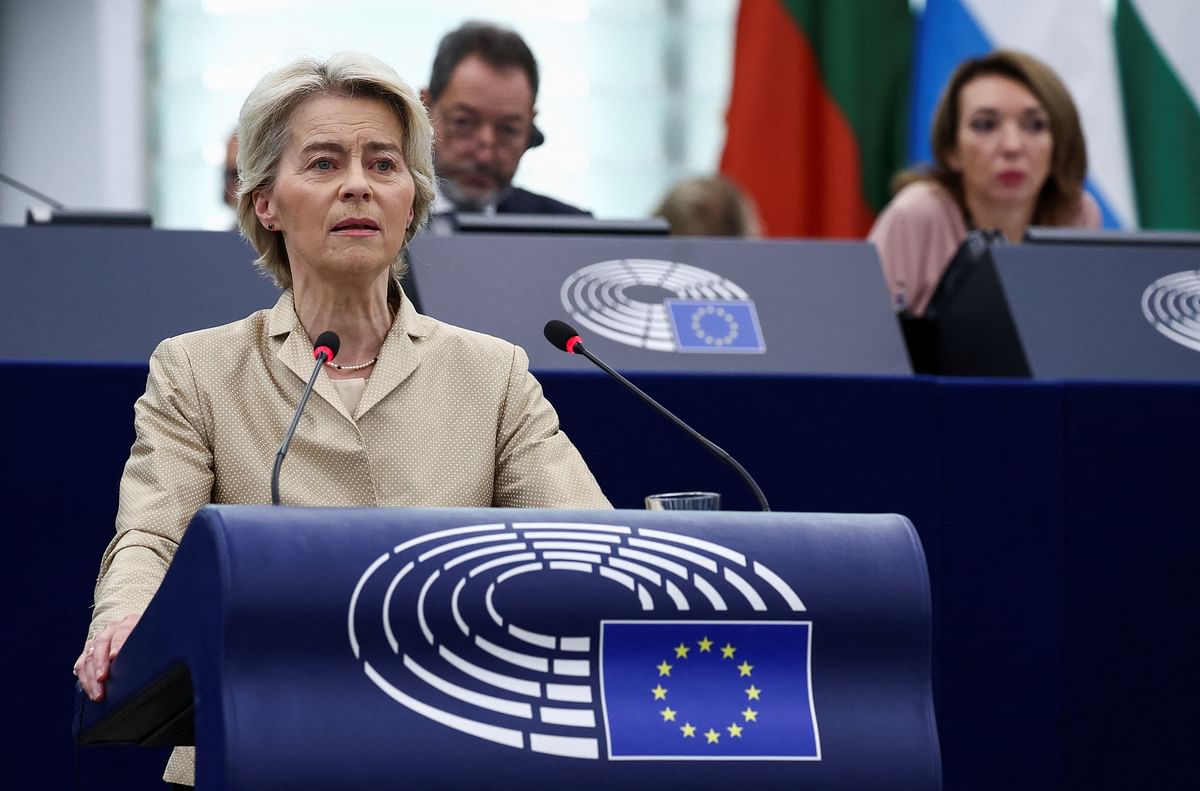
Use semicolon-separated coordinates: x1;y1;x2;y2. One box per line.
0;0;145;226
0;0;738;230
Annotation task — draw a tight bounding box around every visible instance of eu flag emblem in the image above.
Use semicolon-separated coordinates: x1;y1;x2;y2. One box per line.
600;621;819;760
667;300;766;353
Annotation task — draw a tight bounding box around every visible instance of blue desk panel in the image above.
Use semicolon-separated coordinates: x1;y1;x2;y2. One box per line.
3;363;1196;790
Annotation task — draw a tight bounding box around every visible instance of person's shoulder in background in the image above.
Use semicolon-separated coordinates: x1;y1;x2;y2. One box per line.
1075;191;1103;229
869;180;968;316
497;187;591;215
868;179;967;263
872;180;962;232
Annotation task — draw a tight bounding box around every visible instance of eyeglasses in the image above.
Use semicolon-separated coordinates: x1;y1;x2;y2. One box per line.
441;111;533;152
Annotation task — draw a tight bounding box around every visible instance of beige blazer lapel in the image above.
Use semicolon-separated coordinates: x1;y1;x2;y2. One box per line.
356;289;430;418
266;292;354;423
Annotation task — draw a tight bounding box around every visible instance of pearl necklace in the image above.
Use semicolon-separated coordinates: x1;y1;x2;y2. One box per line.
325;357;378;372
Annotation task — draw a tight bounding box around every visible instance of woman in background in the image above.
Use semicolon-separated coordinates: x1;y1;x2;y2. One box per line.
869;50;1100;316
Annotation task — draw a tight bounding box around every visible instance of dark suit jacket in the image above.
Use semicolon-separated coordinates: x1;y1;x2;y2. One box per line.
497;186;590;216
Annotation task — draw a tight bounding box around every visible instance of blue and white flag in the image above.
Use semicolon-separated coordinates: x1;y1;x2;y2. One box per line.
909;0;1136;228
601;621;819;760
667;300;766;354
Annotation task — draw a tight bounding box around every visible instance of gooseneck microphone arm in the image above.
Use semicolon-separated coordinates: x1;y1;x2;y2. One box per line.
271;331;340;506
0;171;65;209
544;320;771;512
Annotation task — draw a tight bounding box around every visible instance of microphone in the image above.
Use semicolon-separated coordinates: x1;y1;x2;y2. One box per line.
0;171;64;209
1;170;152;226
544;319;771;511
271;331;340;505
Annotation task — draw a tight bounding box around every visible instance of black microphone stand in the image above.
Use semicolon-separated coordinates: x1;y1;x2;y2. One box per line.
271;348;332;506
572;339;771;512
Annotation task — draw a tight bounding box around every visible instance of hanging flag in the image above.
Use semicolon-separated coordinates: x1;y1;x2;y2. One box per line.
908;0;1137;229
719;0;912;238
1116;0;1200;231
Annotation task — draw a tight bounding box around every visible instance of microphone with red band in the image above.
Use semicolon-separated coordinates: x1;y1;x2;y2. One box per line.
312;336;337;364
271;330;340;506
543;319;771;511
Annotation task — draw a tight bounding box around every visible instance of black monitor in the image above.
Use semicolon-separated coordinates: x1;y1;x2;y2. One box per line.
451;213;670;236
26;207;153;227
1025;227;1200;247
918;230;1031;377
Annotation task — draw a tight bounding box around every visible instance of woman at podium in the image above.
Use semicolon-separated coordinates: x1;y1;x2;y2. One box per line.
869;50;1101;317
73;51;609;786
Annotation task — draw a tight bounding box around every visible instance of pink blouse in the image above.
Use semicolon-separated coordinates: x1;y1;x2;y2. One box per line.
868;181;1102;316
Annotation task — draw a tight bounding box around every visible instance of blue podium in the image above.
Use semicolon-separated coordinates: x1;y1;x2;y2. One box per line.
76;506;939;790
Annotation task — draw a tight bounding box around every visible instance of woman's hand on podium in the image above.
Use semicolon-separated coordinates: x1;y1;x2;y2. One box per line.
74;612;140;701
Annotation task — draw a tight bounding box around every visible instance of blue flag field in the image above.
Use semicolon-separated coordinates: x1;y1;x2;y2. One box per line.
600;621;819;760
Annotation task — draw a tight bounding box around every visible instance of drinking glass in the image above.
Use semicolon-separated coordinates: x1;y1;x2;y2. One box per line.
644;491;721;510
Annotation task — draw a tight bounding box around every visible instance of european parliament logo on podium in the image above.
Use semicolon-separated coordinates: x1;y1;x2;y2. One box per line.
561;259;766;354
348;519;818;764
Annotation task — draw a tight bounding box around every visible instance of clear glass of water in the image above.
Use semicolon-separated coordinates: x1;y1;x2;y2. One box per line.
644;491;721;510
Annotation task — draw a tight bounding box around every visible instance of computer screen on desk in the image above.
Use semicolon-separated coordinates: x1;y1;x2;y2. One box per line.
450;214;670;236
923;231;1030;377
1024;227;1200;247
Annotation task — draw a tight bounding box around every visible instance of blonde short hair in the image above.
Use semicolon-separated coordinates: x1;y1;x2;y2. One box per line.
235;51;434;288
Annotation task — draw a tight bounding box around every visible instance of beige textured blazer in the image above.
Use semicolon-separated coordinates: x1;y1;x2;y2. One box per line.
87;290;609;784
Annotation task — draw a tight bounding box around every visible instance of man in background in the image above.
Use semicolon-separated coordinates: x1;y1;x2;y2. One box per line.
422;21;588;216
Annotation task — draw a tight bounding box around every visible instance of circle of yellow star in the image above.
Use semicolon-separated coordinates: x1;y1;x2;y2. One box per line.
651;637;766;744
690;307;739;346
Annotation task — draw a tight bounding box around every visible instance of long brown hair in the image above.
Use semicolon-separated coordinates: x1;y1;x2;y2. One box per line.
894;49;1088;226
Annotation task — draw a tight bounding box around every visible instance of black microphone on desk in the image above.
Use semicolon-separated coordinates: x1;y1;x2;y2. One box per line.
0;171;64;209
1;169;152;226
271;331;340;506
543;319;771;511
